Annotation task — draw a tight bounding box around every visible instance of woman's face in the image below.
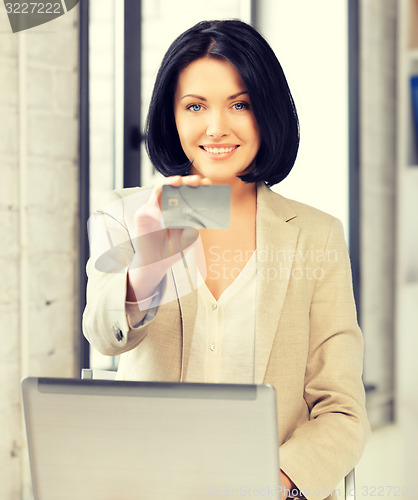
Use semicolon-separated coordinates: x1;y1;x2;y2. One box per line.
173;57;260;184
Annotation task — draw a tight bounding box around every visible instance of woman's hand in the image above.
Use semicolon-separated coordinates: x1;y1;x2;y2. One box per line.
280;470;296;500
127;175;212;302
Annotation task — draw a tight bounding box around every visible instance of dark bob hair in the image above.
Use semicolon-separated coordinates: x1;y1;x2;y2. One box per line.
145;20;299;187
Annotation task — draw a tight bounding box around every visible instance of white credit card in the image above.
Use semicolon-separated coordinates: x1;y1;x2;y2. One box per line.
161;185;231;229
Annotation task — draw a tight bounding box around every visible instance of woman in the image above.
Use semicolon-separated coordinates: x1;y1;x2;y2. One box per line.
83;20;369;500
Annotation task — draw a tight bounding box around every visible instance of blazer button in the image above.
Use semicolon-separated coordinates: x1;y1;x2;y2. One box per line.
112;325;123;342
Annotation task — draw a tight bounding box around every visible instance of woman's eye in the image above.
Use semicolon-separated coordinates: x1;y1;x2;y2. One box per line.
232;102;249;111
187;104;202;112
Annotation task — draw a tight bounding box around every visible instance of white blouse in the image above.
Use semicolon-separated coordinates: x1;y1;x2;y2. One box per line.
184;251;256;384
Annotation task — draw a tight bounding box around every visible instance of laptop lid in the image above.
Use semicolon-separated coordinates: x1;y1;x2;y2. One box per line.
22;377;280;500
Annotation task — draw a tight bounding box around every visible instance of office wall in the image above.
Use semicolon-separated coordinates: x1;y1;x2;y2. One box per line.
0;6;80;499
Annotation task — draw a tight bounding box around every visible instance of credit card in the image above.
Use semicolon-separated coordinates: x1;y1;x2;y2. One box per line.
161;185;231;229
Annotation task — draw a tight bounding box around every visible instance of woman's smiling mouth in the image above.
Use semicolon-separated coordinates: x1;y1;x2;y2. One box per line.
200;145;239;158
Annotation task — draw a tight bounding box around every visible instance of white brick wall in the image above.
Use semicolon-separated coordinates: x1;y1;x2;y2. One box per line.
0;7;21;495
0;3;79;498
0;111;19;155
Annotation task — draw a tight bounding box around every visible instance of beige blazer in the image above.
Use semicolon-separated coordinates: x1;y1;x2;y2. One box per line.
83;182;370;500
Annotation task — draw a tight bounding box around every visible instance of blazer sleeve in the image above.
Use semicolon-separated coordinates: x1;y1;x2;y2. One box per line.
279;218;370;499
82;190;160;356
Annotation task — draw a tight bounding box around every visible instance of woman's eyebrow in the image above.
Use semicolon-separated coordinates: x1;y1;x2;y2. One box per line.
179;91;249;101
228;91;248;100
180;94;207;101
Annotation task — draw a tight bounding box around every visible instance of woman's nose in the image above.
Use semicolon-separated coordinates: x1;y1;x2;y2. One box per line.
206;111;229;137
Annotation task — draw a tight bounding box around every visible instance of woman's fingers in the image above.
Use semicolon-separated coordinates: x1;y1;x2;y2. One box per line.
154;175;213;201
164;174;212;186
179;174;212;186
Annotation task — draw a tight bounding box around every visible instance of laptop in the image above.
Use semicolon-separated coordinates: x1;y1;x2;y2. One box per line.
21;378;281;500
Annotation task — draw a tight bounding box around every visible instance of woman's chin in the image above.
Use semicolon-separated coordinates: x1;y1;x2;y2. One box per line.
190;168;243;185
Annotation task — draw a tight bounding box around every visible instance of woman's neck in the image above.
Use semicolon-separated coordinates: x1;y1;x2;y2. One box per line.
229;177;256;206
214;174;255;201
225;179;257;229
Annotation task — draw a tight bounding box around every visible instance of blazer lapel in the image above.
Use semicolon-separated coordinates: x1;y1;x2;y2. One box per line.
255;183;299;383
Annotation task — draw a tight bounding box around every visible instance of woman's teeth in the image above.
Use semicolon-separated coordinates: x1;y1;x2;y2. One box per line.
203;146;237;154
